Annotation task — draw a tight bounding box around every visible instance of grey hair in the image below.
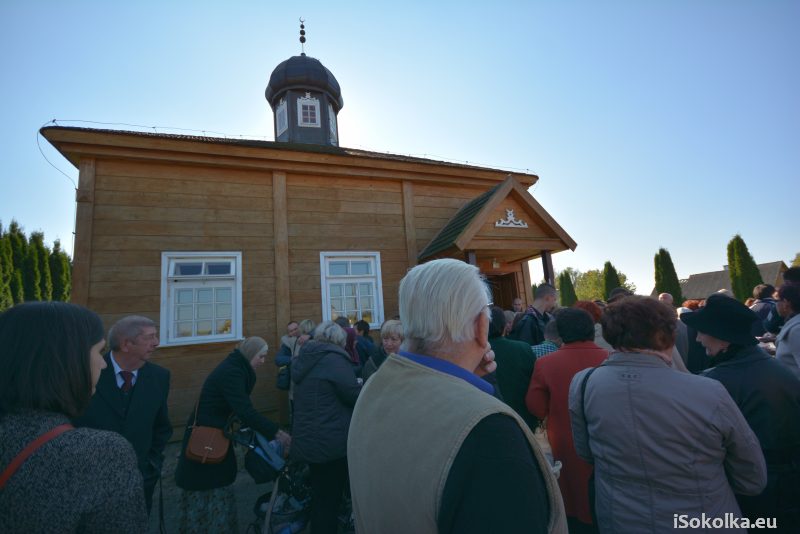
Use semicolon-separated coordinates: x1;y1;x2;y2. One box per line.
313;320;347;347
380;319;404;340
399;259;490;354
543;320;561;343
298;319;316;336
108;315;156;351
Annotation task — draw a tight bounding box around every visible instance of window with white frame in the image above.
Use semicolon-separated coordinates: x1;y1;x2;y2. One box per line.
328;103;337;143
276;99;288;136
160;252;242;346
320;252;383;328
297;94;321;127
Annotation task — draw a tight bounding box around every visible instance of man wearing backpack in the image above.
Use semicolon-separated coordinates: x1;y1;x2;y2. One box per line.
509;284;558;346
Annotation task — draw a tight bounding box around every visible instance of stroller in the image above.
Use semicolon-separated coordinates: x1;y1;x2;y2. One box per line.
230;426;310;534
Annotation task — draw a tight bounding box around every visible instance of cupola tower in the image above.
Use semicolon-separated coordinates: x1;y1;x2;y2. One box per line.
265;20;343;146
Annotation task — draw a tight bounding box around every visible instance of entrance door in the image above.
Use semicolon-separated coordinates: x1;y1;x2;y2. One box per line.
487;273;517;310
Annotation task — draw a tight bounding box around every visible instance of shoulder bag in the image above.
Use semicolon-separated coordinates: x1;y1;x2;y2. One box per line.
185;402;230;464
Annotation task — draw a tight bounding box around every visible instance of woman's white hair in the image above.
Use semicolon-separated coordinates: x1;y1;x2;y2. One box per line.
313;320;347;347
399;258;490;354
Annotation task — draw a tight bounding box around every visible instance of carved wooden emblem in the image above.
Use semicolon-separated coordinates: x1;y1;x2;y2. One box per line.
495;208;528;228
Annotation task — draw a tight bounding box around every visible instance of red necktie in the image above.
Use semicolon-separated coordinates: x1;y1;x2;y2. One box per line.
120;370;134;393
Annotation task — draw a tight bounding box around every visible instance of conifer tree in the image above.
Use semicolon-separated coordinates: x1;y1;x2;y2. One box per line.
49;240;71;302
726;234;763;301
602;261;622;300
30;232;52;301
23;244;42;301
7;221;27;304
654;248;683;304
0;230;14;311
557;270;578;307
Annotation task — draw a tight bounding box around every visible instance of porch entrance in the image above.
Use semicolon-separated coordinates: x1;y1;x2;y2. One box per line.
486;273;518;310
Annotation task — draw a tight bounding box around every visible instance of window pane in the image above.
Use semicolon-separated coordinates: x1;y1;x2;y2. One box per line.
344;285;356;297
196;304;213;320
176;289;193;304
345;297;357;311
359;283;372;295
216;288;231;303
197;289;213;303
329;262;348;276
216;303;231;318
196;321;212;336
331;298;343;314
176;322;193;337
177;305;193;321
362;310;373;323
330;285;342;297
206;262;231;275
175;262;202;276
216;319;232;335
351;261;371;275
360;296;373;309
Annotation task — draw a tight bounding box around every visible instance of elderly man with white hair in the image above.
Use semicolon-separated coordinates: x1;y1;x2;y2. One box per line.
347;259;566;534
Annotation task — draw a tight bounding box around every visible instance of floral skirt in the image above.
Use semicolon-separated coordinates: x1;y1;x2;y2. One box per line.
178;486;238;534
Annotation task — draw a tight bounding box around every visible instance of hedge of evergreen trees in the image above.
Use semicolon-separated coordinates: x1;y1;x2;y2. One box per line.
0;221;71;312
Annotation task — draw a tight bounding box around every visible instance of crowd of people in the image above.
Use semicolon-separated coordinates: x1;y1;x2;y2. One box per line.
1;262;799;533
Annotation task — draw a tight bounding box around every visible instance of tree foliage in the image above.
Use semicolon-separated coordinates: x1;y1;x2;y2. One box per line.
0;230;13;310
654;248;683;304
726;234;763;301
49;240;71;302
0;220;71;311
602;261;622;300
566;267;636;302
23;244;42;301
30;232;52;301
792;253;800;268
557;270;578;307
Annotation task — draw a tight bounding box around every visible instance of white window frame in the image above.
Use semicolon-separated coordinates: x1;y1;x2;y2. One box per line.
297;95;321;128
328;103;338;143
160;251;243;347
319;251;384;328
276;99;288;136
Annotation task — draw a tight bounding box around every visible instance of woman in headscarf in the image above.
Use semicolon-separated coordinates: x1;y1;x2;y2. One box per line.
175;337;290;533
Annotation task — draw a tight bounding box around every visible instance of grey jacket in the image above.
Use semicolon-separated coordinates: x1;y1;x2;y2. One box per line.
776;313;800;380
0;410;146;533
569;352;766;533
291;340;362;464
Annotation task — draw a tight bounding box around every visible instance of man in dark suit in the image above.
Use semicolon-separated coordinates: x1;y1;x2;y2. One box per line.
75;315;172;514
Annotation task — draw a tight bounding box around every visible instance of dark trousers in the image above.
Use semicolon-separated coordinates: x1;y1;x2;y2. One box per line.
309;458;348;534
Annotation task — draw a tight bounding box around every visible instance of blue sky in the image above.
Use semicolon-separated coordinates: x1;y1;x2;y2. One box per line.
1;0;797;295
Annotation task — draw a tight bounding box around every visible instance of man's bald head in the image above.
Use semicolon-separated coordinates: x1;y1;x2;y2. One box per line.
658;293;673;306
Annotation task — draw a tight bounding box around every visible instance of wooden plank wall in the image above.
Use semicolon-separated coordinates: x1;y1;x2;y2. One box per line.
412;183;486;257
286;173;409;322
90;159;279;433
84;159;496;436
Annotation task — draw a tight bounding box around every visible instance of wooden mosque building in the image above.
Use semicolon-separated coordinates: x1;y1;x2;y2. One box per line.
42;48;576;431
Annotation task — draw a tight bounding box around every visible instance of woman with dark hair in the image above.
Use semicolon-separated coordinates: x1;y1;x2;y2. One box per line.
775;284;800;379
569;296;766;533
0;302;146;533
175;336;290;533
683;294;800;530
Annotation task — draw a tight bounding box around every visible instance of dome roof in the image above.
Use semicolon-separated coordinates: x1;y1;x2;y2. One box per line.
265;55;343;111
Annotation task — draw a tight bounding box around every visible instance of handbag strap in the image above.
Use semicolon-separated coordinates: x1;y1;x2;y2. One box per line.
0;423;74;490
